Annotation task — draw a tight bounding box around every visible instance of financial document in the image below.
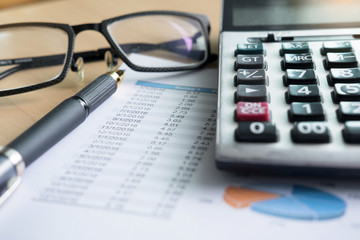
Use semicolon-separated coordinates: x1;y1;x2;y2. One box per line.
0;57;360;240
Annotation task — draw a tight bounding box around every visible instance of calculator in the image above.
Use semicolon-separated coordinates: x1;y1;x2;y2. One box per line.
216;0;360;177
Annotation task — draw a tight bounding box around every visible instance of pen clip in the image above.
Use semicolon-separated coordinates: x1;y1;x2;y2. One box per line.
0;147;25;206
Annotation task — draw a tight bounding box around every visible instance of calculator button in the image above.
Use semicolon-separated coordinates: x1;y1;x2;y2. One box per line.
327;68;360;86
234;85;268;102
342;121;360;143
234;69;267;86
283;69;317;86
280;42;310;56
291;122;331;143
321;41;352;55
281;53;314;70
235;43;264;56
332;84;360;102
234;55;266;70
235;122;278;142
285;85;321;103
235;102;270;122
336;102;360;122
324;52;358;69
288;102;325;122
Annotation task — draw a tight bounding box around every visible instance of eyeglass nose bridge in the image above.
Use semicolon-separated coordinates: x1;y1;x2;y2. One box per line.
70;23;118;79
72;23;101;34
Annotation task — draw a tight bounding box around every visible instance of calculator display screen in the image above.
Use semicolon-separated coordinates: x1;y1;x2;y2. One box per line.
223;0;360;31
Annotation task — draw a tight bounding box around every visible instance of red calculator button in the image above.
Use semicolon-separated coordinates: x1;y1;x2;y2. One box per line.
235;102;270;121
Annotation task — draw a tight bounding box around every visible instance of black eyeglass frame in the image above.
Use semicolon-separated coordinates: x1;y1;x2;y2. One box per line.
0;10;212;96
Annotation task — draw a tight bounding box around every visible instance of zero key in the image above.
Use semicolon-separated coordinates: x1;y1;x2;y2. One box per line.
235;122;278;142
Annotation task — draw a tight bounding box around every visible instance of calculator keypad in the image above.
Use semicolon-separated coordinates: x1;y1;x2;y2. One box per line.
233;42;278;142
232;40;360;144
217;32;360;174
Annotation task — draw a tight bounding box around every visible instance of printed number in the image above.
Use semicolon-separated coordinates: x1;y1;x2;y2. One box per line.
294;70;306;78
345;85;360;94
302;103;312;114
336;54;344;61
297;122;326;134
338;69;354;78
351;103;360;113
297;86;312;95
249;122;265;134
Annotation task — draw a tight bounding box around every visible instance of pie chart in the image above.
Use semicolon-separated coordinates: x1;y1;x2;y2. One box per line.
224;183;346;220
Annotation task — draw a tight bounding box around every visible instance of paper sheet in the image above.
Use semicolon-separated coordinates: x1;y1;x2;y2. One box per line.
1;56;360;240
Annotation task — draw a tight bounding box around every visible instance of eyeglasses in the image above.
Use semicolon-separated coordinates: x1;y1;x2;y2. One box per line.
0;11;213;96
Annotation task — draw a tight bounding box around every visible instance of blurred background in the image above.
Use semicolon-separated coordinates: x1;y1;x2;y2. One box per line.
0;0;45;9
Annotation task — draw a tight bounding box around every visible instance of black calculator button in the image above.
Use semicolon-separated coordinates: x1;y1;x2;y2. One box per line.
332;84;360;102
291;122;331;143
283;69;317;86
342;121;360;143
336;101;360;122
234;69;267;86
281;53;314;70
327;68;360;86
324;52;358;69
234;85;268;102
235;122;278;142
285;85;321;103
288;102;325;122
235;54;266;70
235;43;264;56
321;41;352;55
280;42;310;56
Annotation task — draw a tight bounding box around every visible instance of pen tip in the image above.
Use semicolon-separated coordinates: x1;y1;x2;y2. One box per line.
108;70;125;85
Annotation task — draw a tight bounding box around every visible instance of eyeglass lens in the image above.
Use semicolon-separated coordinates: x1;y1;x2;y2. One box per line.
0;14;208;94
107;15;208;68
0;26;68;91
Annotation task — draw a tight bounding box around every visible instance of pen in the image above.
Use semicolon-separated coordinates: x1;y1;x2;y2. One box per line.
0;70;125;206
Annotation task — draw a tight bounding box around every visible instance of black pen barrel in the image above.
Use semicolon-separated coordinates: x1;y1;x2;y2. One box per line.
7;72;121;167
8;98;87;167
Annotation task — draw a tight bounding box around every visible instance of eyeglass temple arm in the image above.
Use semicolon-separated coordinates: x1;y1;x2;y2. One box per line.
0;50;111;80
0;55;65;81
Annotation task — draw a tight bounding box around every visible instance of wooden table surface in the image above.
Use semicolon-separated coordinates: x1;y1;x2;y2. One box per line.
0;0;221;145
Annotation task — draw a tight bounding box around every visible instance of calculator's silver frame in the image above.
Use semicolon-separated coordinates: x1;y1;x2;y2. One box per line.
216;28;360;176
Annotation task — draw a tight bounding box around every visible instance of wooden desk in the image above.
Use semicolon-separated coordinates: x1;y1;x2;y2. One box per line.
0;0;220;145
